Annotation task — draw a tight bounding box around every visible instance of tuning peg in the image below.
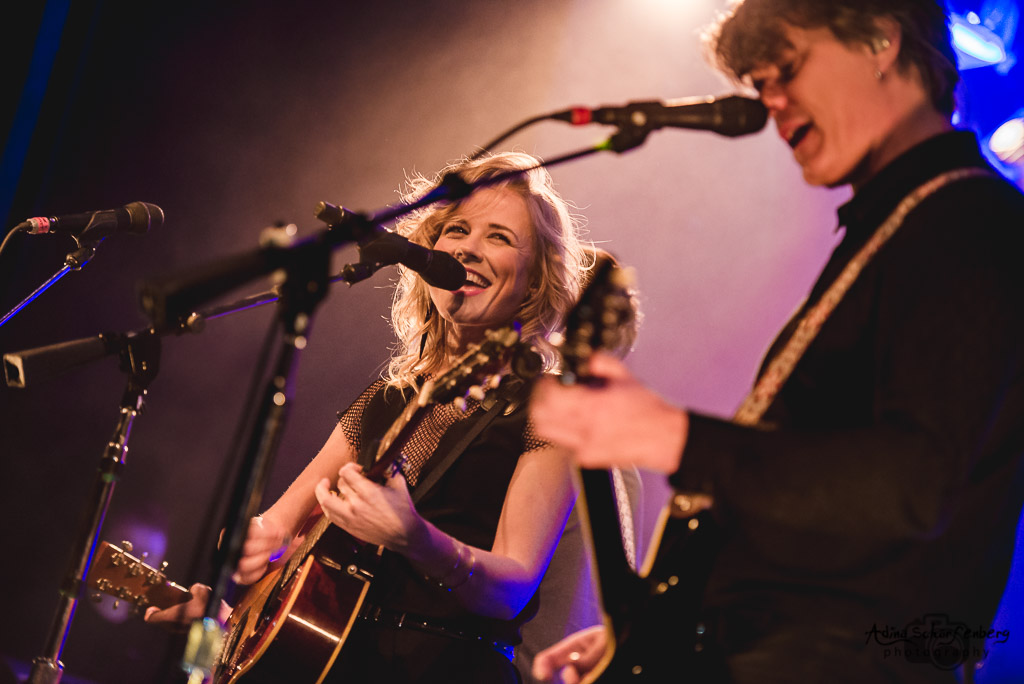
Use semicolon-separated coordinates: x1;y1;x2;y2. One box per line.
120;540;133;552
467;385;486;401
112;600;120;610
453;397;467;412
159;561;169;572
487;374;502;389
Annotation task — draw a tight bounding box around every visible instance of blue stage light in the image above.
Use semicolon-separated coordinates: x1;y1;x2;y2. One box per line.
951;14;1009;66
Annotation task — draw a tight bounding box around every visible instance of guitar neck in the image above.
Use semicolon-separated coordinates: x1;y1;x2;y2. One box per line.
281;515;332;585
365;399;429;482
557;258;646;637
578;468;638;633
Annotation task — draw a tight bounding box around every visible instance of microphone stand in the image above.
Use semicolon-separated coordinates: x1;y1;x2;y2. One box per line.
180;232;333;682
0;242;95;329
26;329;160;684
0;235;428;682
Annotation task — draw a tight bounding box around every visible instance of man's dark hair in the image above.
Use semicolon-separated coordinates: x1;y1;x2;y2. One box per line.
705;0;959;115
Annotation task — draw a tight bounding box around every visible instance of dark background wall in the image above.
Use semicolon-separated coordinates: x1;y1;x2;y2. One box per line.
1;1;1022;682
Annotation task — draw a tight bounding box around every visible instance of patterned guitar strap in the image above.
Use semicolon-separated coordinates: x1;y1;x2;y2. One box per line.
735;167;995;425
674;167;995;514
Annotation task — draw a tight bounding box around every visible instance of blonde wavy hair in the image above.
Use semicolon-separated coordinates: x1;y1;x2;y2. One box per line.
385;152;590;389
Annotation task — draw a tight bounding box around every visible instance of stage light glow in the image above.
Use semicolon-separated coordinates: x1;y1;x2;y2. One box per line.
951;15;1009;66
89;521;169;624
990;116;1024;164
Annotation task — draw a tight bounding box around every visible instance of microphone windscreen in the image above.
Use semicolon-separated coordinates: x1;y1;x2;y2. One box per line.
124;202;164;234
420;251;467;291
715;96;769;137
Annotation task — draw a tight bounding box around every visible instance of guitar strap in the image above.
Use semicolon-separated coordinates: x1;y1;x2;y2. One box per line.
410;375;529;505
732;167;995;426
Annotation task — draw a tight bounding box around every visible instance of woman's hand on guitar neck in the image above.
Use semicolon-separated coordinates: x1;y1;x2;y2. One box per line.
532;625;608;683
143;583;230;628
314;462;424;552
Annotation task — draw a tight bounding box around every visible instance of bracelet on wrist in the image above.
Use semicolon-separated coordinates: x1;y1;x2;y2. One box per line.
428;541;476;591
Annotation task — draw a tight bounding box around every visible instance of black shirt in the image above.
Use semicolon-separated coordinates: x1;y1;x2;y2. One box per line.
340;378;542;642
672;131;1024;682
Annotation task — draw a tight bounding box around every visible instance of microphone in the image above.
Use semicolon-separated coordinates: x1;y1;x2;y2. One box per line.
316;201;466;290
14;201;164;241
348;228;467;290
553;94;768;138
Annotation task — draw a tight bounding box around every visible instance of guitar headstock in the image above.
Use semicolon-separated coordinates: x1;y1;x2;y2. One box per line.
86;540;190;613
559;256;637;384
421;325;538;408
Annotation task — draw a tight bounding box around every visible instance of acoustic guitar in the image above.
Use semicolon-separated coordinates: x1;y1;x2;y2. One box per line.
91;325;531;684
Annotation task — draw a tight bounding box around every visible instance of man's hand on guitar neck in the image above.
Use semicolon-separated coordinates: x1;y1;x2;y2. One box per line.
531;351;689;475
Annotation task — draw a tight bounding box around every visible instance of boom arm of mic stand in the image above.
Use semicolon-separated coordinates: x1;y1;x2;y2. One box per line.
367;133;639;227
180;269;367;331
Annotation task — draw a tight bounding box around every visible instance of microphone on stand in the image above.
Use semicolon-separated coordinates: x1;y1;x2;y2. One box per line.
315;202;466;290
344;228;467;290
13;201;164;241
552;94;768;137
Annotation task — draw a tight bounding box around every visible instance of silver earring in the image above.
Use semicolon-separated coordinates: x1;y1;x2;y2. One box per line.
871;37;891;54
874;68;883;80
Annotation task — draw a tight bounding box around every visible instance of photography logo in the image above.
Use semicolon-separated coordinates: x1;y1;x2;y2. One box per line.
864;613;1010;670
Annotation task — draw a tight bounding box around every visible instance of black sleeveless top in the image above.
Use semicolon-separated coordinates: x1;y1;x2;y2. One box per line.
338;377;546;644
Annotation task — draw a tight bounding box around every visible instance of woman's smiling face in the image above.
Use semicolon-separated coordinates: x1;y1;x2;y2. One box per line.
428;187;536;342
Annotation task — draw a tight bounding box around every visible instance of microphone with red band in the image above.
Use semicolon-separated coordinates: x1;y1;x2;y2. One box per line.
552;94;768;138
15;201;164;240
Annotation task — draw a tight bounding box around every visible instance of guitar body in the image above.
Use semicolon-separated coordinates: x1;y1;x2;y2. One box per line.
580;477;722;683
215;522;380;684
